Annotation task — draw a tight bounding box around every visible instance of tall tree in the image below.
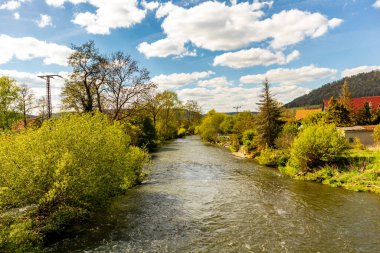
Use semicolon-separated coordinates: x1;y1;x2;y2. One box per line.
36;97;47;124
326;97;351;126
144;90;165;130
105;51;156;120
183;100;202;128
255;79;282;148
0;76;20;130
156;91;180;139
354;102;372;125
17;85;35;128
65;41;106;112
339;79;352;110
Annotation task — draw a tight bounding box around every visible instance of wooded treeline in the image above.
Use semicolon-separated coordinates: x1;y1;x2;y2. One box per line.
0;41;202;252
198;79;380;195
0;41;202;148
286;71;380;108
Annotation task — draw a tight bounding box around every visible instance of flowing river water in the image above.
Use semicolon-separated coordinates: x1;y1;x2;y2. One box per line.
45;136;380;252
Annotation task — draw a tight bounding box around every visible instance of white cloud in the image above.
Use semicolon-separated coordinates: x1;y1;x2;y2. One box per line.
259;10;343;49
141;0;159;11
0;1;21;10
0;69;68;112
37;14;53;28
176;84;310;112
240;65;337;85
152;71;214;90
213;48;299;69
142;1;341;57
137;38;193;58
197;77;231;88
14;12;20;20
45;0;85;8
0;34;73;66
71;0;146;34
373;0;380;8
341;66;380;77
0;0;29;10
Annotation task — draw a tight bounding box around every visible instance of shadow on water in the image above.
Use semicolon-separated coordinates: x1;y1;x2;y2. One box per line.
44;136;380;253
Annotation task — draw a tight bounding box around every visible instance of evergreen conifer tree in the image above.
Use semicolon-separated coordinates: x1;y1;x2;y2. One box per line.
255;79;282;148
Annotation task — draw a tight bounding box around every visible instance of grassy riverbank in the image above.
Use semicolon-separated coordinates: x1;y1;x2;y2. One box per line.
287;149;380;194
197;109;380;195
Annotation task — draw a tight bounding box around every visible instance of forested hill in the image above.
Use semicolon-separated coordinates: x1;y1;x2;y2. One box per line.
285;71;380;108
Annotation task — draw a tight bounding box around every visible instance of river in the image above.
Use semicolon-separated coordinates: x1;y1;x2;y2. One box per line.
45;136;380;252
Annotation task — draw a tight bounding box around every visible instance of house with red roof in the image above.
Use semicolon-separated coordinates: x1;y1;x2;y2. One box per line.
323;96;380;112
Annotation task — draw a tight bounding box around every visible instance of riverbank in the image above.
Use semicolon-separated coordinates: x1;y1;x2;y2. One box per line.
288;149;380;194
210;137;380;195
43;136;380;252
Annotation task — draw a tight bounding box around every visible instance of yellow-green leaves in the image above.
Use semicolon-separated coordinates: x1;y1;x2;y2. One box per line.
0;112;148;251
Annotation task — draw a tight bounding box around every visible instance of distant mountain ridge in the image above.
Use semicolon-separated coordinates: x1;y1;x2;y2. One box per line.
285;71;380;108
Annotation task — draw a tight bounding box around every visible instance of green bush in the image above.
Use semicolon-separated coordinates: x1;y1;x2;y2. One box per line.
256;147;288;167
177;127;187;138
352;137;366;150
373;124;380;144
287;123;348;175
242;129;256;152
229;134;240;152
275;123;299;150
198;110;226;143
0;113;148;251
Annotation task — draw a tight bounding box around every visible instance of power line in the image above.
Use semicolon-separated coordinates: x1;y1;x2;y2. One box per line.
38;74;62;119
233;106;242;113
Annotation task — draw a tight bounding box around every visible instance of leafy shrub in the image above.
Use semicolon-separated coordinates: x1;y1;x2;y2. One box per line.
242;129;256;152
177;127;187;138
275;123;299;150
256;147;288;167
0;113;148;251
229;134;240;152
198;110;226;142
352;137;366;150
287;123;348;175
373;124;380;144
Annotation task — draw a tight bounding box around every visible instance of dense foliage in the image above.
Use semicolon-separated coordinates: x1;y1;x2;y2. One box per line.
0;113;148;252
286;71;380;108
285;123;348;175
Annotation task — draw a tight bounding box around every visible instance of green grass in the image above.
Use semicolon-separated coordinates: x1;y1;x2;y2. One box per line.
298;149;380;194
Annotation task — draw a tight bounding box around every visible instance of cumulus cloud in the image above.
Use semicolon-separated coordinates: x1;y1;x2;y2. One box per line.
137;38;194;58
176;84;310;112
138;1;342;57
373;0;380;8
71;0;146;34
0;34;73;66
14;12;20;20
152;71;214;90
141;0;159;11
341;66;380;77
0;69;68;112
45;0;85;8
197;77;231;88
37;14;53;28
213;48;300;69
240;65;337;85
0;1;21;10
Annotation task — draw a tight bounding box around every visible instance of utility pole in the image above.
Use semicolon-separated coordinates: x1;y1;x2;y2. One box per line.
233;106;242;113
38;74;62;119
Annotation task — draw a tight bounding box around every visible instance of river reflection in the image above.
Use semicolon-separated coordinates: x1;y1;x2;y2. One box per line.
44;136;380;252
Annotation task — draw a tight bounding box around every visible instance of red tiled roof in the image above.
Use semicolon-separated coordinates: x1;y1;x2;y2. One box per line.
323;96;380;111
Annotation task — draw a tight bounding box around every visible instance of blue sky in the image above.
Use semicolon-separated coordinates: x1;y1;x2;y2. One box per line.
0;0;380;112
